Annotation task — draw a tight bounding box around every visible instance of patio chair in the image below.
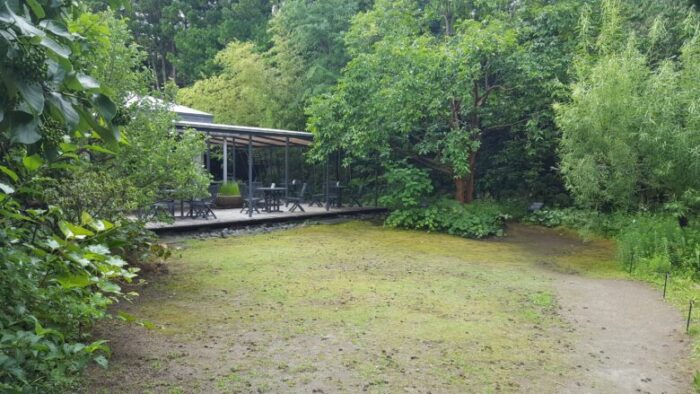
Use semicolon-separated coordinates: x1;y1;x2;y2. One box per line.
284;179;299;207
347;184;365;207
287;183;308;212
141;199;175;221
309;184;325;207
324;181;341;209
191;183;219;219
240;183;262;214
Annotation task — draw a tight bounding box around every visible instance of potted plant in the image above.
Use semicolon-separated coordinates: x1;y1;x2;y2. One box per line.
216;182;243;208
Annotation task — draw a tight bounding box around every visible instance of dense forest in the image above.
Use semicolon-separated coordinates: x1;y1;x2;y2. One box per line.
1;0;699;391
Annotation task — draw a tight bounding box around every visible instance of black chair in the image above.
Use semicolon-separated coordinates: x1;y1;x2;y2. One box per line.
191;183;219;219
325;181;341;209
285;180;299;207
142;199;175;221
348;184;365;207
240;183;262;214
287;183;308;212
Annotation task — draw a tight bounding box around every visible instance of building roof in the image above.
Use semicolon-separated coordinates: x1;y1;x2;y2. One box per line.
174;120;313;148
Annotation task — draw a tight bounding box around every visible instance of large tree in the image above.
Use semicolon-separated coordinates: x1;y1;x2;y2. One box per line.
309;0;552;203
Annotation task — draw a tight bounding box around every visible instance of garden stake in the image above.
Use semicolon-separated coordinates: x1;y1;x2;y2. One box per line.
628;251;635;274
663;273;669;299
687;300;694;334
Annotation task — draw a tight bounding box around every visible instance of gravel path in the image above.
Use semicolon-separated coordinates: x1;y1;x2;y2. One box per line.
552;274;693;393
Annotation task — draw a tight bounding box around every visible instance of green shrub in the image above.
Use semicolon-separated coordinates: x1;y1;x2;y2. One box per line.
219;182;241;196
385;199;510;239
617;215;700;275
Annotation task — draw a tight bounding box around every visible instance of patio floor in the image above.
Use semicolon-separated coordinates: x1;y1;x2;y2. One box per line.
145;203;386;233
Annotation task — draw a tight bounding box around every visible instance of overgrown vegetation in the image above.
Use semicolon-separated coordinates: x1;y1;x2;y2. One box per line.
0;1;206;391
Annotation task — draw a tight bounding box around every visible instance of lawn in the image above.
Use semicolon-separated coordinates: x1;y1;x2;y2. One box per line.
85;221;624;393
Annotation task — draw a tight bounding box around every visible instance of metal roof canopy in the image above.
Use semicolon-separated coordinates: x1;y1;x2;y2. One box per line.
175;120;313;148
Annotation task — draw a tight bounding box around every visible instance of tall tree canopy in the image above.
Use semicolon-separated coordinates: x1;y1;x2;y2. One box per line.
120;0;275;87
308;0;586;203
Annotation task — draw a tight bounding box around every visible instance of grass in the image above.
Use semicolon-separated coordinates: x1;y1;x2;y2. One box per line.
84;220;692;392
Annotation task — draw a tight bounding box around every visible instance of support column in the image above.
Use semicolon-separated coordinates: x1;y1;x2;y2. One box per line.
285;136;289;200
232;137;236;181
223;137;228;184
248;134;253;218
206;139;211;173
324;157;330;211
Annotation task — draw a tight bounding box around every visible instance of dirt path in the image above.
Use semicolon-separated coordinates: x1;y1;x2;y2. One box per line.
504;224;694;393
552;274;692;393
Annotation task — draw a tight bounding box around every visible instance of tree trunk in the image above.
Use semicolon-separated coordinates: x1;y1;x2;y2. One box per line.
465;150;477;203
454;177;468;203
454;151;477;203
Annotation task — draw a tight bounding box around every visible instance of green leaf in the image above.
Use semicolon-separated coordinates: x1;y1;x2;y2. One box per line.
22;154;43;172
47;93;79;129
58;221;95;239
40;36;71;59
34;319;64;340
25;0;45;18
94;355;109;369
0;3;43;37
16;81;45;115
57;273;92;289
0;182;15;194
76;74;100;91
9;112;40;144
84;145;116;155
98;281;121;293
92;94;117;121
0;166;18;182
39;20;72;40
77;108;118;144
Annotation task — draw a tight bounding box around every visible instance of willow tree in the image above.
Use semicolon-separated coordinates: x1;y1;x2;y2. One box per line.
555;0;700;210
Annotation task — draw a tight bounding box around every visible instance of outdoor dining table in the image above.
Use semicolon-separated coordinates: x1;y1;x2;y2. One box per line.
162;189;197;218
257;186;286;212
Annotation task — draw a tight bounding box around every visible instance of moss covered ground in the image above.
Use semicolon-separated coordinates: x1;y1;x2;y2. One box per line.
84;220;688;393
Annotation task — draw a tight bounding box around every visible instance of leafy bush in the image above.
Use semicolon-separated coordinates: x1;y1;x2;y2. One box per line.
378;166;433;210
0;191;140;391
386;199;511;239
218;182;241;196
617;215;700;275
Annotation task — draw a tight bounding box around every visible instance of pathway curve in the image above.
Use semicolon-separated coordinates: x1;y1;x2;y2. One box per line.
552;274;692;393
505;224;694;393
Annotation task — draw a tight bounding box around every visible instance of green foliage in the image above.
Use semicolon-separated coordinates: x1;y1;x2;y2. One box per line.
378;166;433;210
0;0;122;149
219;182;241;197
556;0;700;210
178;41;276;127
526;208;700;276
385;199;510;239
617;215;700;274
69;10;151;101
0;1;178;391
308;0;585;202
0;157;140;391
120;0;274;87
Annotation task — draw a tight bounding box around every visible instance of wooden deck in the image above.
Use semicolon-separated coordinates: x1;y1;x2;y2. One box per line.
146;204;386;233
